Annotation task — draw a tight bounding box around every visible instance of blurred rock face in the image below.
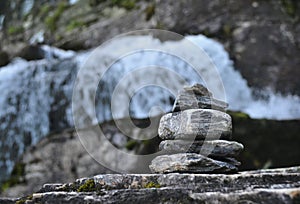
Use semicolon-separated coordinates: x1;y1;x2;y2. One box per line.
155;0;300;96
1;0;299;95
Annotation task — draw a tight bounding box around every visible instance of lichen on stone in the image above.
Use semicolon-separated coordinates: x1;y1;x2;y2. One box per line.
144;181;161;188
77;179;96;192
15;194;33;204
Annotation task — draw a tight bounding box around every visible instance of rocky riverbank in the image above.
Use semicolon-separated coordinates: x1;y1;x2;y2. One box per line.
1;112;300;198
1;166;300;203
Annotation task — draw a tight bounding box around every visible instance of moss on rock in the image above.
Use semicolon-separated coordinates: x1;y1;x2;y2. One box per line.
228;111;250;120
44;2;69;32
144;3;155;21
111;0;137;10
15;195;33;204
144;181;161;188
77;179;96;192
7;25;24;35
1;162;25;193
39;4;52;18
125;139;138;150
66;20;85;31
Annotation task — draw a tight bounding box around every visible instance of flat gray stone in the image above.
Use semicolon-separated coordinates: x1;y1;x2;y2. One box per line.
149;153;238;173
159;140;244;157
6;166;300;203
173;95;228;112
172;84;228;112
158;109;232;140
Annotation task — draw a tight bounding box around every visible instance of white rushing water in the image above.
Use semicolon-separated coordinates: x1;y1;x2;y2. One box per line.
0;34;299;181
186;35;300;120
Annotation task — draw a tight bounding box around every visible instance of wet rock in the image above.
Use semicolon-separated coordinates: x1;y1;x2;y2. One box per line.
159;140;244;157
17;45;44;61
158;109;232;140
149;153;238;173
0;51;9;67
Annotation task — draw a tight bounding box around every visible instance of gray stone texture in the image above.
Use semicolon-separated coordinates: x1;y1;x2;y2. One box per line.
158;109;232;140
159;140;244;157
149;153;238;173
5;166;300;204
172;84;228;112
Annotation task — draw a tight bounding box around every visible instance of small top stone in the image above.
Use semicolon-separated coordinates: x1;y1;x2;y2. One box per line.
172;83;228;112
181;84;213;97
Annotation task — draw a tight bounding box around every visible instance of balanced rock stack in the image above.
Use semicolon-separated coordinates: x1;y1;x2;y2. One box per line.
149;84;244;173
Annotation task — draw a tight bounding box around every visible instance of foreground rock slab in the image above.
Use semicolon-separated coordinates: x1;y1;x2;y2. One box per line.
149;153;238;173
158;109;232;140
2;166;300;204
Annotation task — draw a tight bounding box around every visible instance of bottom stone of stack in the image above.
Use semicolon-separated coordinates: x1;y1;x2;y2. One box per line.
149;153;238;174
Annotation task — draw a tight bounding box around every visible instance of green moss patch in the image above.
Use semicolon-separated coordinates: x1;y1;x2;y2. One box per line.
1;162;25;192
7;26;24;35
228;111;250;119
66;20;85;31
144;181;161;188
125;139;138;150
16;195;33;204
45;2;69;32
77;179;96;192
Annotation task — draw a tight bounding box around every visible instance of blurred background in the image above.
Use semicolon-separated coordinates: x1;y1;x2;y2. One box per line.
0;0;299;198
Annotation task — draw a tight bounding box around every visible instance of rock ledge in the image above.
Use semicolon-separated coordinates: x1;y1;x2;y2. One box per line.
1;166;300;204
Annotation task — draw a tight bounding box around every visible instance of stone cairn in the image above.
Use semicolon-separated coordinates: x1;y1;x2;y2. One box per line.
149;84;244;173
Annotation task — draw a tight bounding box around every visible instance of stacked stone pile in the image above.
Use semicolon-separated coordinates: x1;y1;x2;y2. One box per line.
149;84;244;173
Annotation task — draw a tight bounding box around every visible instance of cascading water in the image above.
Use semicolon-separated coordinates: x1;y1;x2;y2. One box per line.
0;34;299;183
